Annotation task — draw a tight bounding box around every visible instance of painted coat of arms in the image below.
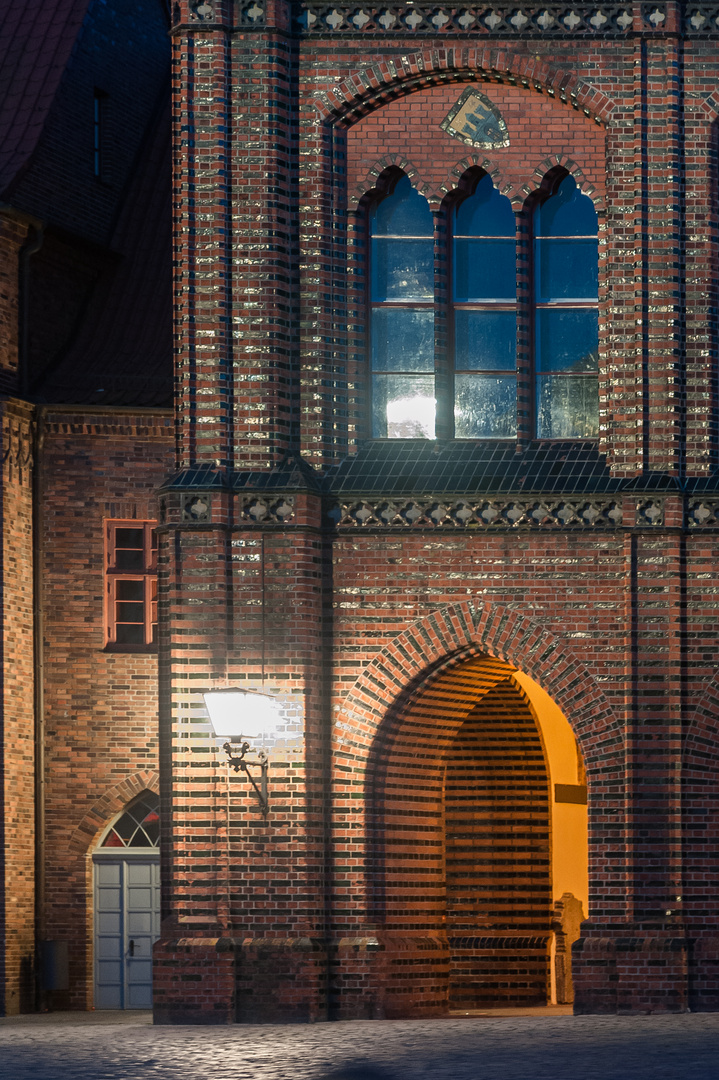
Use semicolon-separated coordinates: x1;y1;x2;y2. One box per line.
440;88;510;149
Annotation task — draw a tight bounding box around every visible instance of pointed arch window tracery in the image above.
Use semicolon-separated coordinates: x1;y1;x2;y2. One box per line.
366;170;599;441
99;793;160;849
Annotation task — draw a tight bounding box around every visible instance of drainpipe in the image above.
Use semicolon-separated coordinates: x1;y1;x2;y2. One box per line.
32;405;46;1010
17;219;47;1009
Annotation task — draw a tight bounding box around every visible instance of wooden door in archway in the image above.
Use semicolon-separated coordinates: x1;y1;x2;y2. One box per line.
444;678;551;1008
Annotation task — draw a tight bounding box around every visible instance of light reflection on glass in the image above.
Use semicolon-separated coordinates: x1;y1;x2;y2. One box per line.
386;393;436;439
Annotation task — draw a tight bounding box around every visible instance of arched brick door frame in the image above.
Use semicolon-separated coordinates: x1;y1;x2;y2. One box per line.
333;600;623;923
682;668;719;1010
330;601;622;1018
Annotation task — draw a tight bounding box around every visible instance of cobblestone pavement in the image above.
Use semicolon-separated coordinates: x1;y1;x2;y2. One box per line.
2;1010;719;1080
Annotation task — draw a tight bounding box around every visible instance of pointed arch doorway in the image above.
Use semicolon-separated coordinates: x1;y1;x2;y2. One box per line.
92;792;160;1009
368;654;588;1010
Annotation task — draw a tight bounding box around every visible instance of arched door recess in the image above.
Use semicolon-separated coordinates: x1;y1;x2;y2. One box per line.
367;655;587;1010
93;792;160;1009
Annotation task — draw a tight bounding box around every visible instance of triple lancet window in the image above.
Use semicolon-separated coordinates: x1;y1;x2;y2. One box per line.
369;171;599;440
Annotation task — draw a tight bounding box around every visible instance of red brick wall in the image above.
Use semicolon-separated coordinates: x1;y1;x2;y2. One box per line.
0;399;35;1014
154;1;719;1020
39;408;172;1008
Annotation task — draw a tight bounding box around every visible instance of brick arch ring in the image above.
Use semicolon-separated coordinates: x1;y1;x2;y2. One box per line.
684;667;719;768
68;770;160;856
335;600;622;772
312;47;617;127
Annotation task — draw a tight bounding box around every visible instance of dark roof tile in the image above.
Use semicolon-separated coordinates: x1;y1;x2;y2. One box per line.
0;0;91;196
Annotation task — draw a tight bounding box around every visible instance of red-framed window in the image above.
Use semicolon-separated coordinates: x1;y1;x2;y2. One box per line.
105;520;157;649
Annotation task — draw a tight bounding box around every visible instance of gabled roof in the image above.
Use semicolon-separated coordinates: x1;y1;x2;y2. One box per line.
0;0;91;197
35;93;172;407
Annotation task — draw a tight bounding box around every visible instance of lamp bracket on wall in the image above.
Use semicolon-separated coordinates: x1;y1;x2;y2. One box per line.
222;740;269;817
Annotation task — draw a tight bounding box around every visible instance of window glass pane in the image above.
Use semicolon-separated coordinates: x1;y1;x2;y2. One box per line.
372;174;433;236
116;624;145;644
454;174;515;237
115;528;144;570
536;374;599;439
455;375;517;438
454;239;516;301
116;528;144;548
371;239;434;300
371;308;434;372
536;309;598;373
115;549;144;571
101;828;124;848
142;819;160;845
116;602;144;623
535;237;598;301
535;175;598;237
372;374;435;438
117;580;144;601
454;310;516;371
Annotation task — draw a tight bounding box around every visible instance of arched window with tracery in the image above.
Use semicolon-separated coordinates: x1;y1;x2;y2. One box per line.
533;174;599;438
452;173;517;438
99;792;159;849
370;173;436;438
366;169;599;442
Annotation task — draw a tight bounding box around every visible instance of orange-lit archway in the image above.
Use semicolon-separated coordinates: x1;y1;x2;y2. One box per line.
366;654;587;1010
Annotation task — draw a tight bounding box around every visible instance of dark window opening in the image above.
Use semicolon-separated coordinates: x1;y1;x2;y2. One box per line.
93;89;108;181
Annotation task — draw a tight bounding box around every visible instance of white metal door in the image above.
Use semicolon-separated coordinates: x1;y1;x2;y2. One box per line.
94;857;160;1008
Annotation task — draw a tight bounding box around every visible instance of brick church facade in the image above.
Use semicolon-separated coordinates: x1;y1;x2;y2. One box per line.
3;0;719;1020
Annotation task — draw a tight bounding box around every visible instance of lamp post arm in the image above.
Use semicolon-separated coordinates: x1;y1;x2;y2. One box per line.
222;741;269;817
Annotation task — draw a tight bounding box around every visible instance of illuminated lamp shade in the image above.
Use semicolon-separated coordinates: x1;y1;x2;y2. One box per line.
203;688;283;745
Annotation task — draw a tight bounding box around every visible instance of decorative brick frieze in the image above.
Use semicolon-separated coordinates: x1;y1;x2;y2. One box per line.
295;3;638;36
635;499;664;527
328;497;624;529
160;491;297;525
239;495;296;524
2;399;34;486
684;5;719;33
686;500;719;527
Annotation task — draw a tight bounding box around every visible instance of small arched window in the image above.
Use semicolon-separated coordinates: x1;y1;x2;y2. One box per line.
99;793;159;849
370;175;436;438
453;173;517;438
533;175;599;438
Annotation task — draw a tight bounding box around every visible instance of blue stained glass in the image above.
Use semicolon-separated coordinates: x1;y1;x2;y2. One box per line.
372;175;433;236
454;174;515;237
371;309;435;372
372;374;436;438
454;238;516;301
536;309;598;373
536;373;599;439
535;175;598;237
535;237;598;301
454;374;517;438
371;238;434;300
454;310;516;370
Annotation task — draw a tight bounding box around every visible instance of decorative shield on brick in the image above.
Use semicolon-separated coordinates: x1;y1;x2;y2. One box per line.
441;88;510;149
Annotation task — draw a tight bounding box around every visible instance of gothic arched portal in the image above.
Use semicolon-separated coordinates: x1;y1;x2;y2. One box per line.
363;654;588;1010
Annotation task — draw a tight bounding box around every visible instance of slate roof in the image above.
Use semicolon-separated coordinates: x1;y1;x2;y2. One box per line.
323;440;625;497
0;0;90;198
33;94;172;408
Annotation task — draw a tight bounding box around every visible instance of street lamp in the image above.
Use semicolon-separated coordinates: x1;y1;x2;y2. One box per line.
203;688;283;816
